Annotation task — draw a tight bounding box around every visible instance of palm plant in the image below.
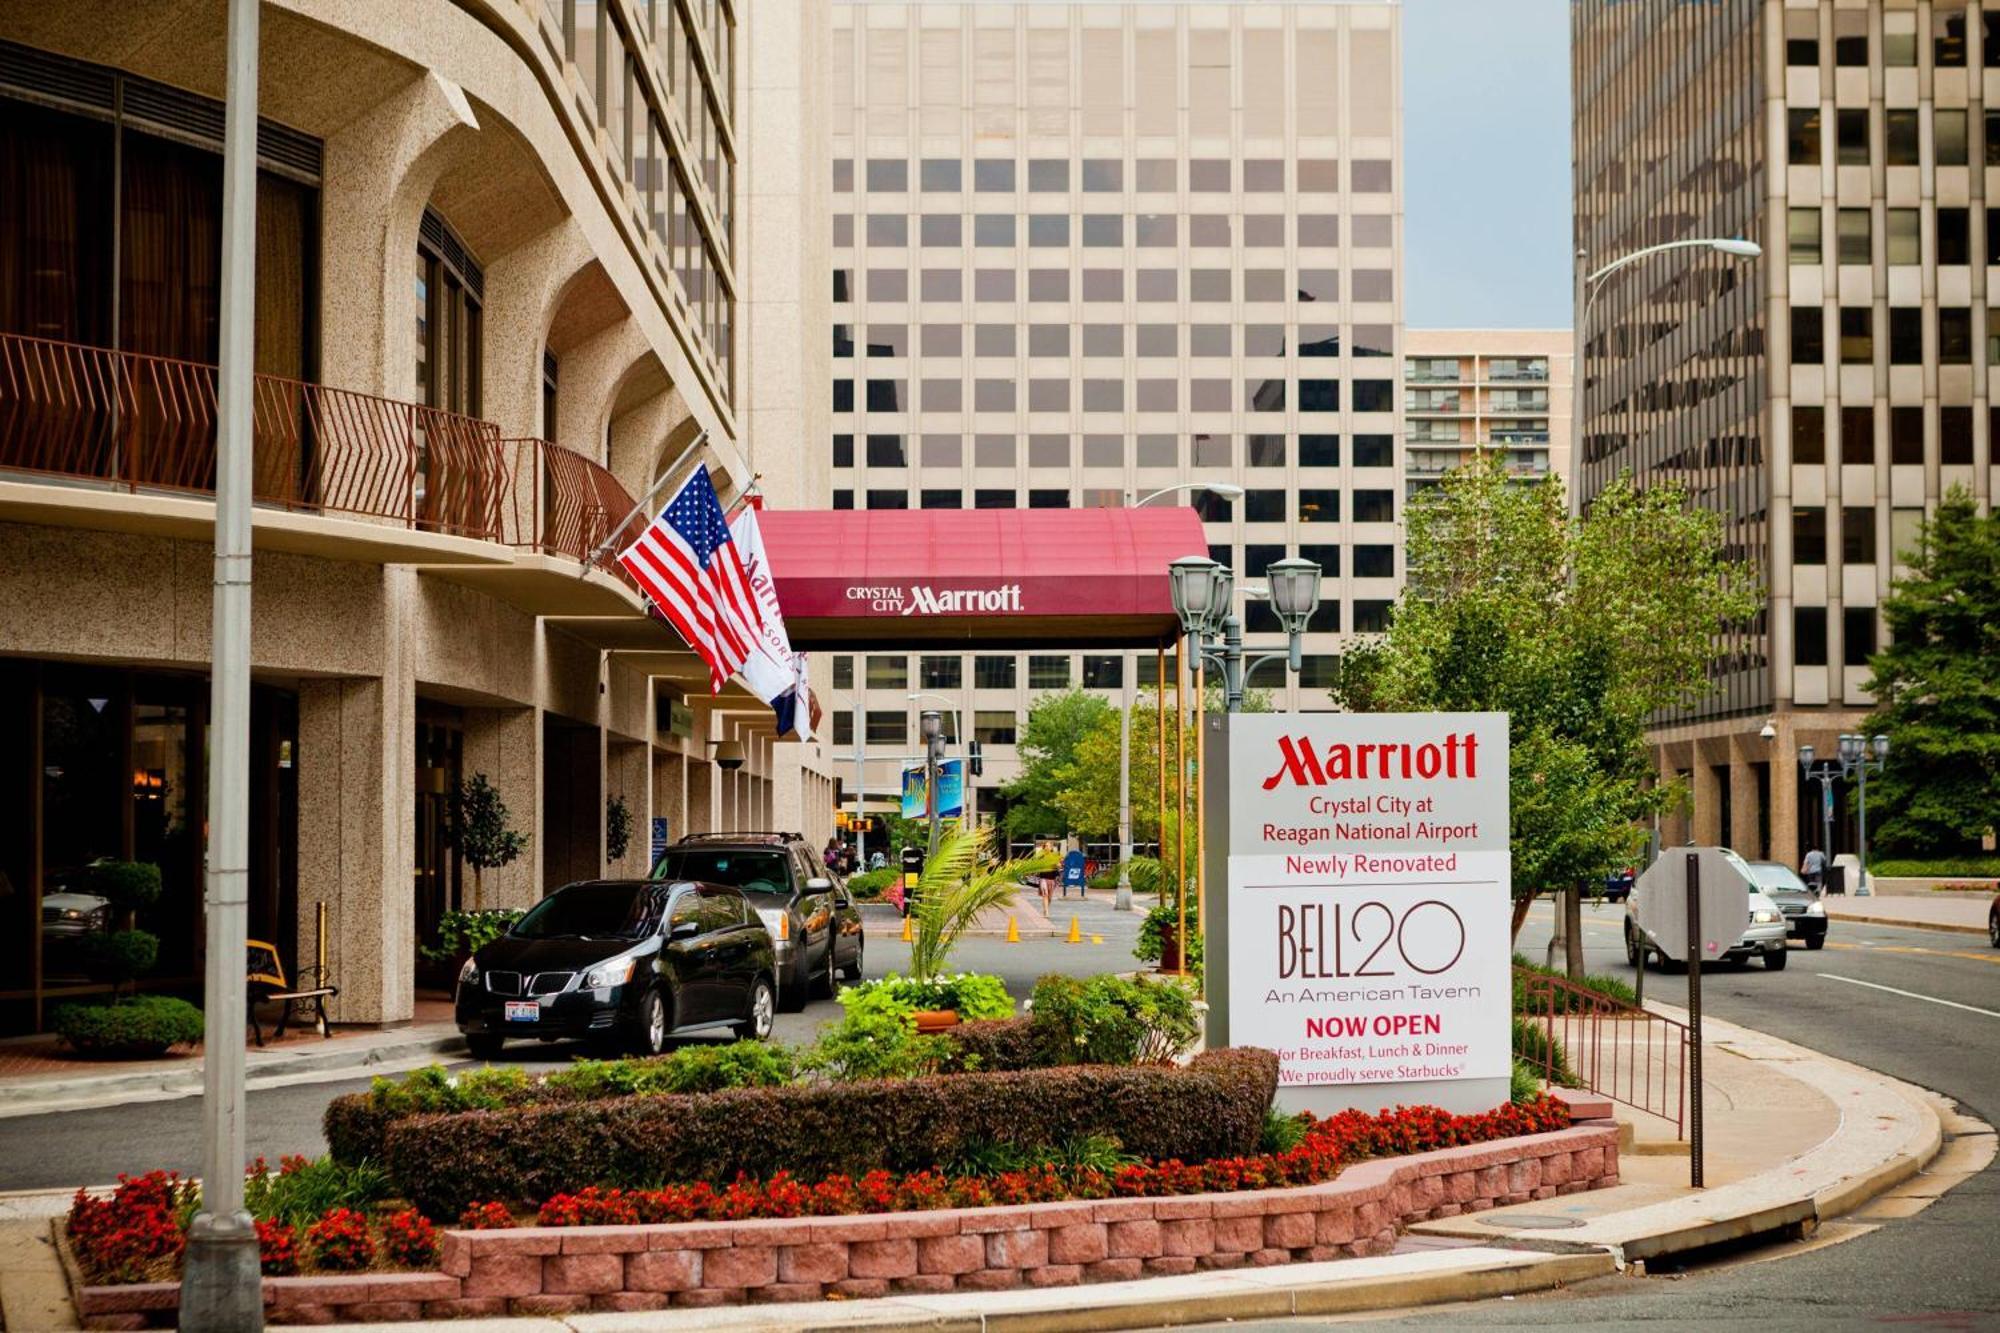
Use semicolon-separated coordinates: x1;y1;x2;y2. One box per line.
907;826;1056;981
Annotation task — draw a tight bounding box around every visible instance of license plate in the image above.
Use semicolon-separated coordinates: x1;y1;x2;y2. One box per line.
504;1001;539;1023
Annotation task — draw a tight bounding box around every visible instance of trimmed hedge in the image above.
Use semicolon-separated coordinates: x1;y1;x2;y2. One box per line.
944;1017;1042;1071
53;995;203;1057
382;1047;1278;1217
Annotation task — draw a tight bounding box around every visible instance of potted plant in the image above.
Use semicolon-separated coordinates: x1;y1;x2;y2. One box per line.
606;795;633;866
84;859;163;931
447;774;530;909
905;826;1052;1025
419;908;525;982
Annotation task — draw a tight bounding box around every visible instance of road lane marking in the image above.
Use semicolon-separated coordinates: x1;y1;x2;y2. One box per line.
1825;941;2000;966
1819;973;2000;1018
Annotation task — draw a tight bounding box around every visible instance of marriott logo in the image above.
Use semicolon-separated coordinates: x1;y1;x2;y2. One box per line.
1261;733;1481;789
902;584;1022;615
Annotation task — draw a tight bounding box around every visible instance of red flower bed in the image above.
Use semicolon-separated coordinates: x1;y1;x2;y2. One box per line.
380;1208;438;1268
256;1219;298;1276
66;1172;194;1283
456;1201;515;1230
303;1207;376;1272
508;1096;1572;1228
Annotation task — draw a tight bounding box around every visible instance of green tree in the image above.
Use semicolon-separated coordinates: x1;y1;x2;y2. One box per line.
1333;459;1759;974
1000;690;1115;839
448;773;530;910
1863;488;2000;854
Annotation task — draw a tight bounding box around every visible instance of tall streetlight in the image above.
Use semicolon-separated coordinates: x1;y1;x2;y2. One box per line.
919;709;945;860
1112;481;1244;911
1571;237;1762;516
1798;734;1888;893
907;690;969;828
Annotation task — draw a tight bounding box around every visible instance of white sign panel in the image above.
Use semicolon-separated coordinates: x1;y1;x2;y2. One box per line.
1226;713;1510;1093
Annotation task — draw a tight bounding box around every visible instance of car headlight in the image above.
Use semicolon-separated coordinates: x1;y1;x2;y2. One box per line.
1805;901;1825;916
458;957;479;985
756;908;789;941
61;908;82;920
585;958;636;989
1753;909;1780;924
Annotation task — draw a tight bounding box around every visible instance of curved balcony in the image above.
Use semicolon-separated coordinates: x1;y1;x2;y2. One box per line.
0;330;516;565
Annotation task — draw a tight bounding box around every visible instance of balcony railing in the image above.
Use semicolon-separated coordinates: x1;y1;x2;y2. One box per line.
502;437;646;588
0;330;506;541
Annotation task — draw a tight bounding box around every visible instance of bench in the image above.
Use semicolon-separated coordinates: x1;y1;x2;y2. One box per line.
246;903;339;1046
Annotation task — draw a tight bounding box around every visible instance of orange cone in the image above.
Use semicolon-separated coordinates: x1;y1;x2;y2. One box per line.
1067;916;1082;944
1006;916;1020;943
900;914;913;943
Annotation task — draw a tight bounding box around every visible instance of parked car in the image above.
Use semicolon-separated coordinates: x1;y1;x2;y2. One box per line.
1989;893;1999;949
1624;847;1792;970
1745;861;1829;949
41;890;111;938
652;833;864;1012
1602;866;1636;902
454;878;776;1059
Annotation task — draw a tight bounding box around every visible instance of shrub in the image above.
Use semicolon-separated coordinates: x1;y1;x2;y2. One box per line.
382;1047;1279;1217
1512;1016;1581;1088
380;1208;438;1268
419;909;523;964
255;1218;298;1276
1510;1059;1544;1105
843;973;1014;1020
457;1201;515;1229
303;1207;375;1272
1029;973;1200;1066
86;860;164;912
546;1042;795;1099
1511;955;1639;1011
78;930;160;989
942;1018;1042;1072
1870;855;2000;878
53;995;203;1057
845;868;896;899
1134;901;1202;979
800;993;960;1083
66;1172;194;1283
1259;1106;1309;1154
244;1154;389;1230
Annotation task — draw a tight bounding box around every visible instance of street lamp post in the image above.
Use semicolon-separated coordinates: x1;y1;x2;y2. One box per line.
1113;481;1244;912
908;691;968;827
1572;237;1762;516
1797;734;1889;893
920;709;944;861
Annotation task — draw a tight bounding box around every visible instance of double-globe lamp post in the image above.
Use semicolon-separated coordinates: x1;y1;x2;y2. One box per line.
1161;553;1324;986
1798;734;1889;894
1112;482;1243;911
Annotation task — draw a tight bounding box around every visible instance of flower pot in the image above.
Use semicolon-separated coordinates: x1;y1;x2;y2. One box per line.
912;1009;960;1033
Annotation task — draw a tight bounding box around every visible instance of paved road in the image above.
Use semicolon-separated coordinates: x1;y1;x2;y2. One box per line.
0;892;1148;1192
1198;901;2000;1330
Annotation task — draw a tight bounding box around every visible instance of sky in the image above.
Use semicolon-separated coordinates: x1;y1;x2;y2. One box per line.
1402;0;1572;330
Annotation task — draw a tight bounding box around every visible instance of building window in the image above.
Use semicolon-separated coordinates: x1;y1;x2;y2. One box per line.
1027;489;1068;509
865;656;908;689
865;489;907;510
1784;10;1817;64
974;489;1014;509
1885;110;1919;166
973;711;1017;745
1790;307;1824;364
1937;110;1970;166
1245;490;1286;522
920;656;962;690
1836;109;1869;165
866;434;907;467
1027;656;1070;689
1890;407;1923;464
417;209;483;417
1836;209;1870;264
1939;308;1973;363
1299;544;1340;577
833;379;853;412
865;711;907;745
832;711;854;746
1889;308;1923;364
1793;507;1827;565
1938;209;1971;265
1354;435;1395;468
1299;379;1342;413
974;656;1016;689
1787;109;1821;164
1886;209;1920;264
1795;608;1829;666
866;158;907;191
1353;601;1393;633
1942;407;1973;463
1839;308;1872;363
832;489;853;509
1788;208;1822;264
1353;545;1395;579
920;159;961;191
1298;490;1340;523
1842;507;1877;564
1353;490;1395;523
1937;6;1969;66
919;488;961;509
1081;656;1122;689
1843;607;1877;667
1792;407;1824;464
1841;406;1874;464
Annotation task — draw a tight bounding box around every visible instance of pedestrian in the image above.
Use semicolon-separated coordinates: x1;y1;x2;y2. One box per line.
823;836;843;874
1800;845;1826;893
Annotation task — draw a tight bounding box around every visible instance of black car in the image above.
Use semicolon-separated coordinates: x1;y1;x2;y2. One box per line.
455;879;776;1059
1746;861;1829;949
652;833;864;1012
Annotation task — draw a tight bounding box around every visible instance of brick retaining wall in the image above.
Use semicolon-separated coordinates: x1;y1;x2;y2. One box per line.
74;1119;1618;1327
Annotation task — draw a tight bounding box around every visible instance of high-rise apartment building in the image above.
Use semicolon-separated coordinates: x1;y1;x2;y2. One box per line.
1573;0;1995;865
826;1;1405;826
1403;329;1573;497
0;0;834;1035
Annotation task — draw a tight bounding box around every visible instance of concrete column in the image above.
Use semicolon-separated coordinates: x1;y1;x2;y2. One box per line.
1729;753;1763;860
461;705;539;909
606;739;650;876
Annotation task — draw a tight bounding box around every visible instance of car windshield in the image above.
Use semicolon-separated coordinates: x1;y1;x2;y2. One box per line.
1748;864;1808;893
651;849;792;901
512;883;663;940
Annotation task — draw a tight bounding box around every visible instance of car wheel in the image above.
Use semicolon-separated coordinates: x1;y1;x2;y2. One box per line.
465;1033;505;1060
1763;947;1789;971
735;976;776;1041
1806;934;1825;951
639;987;670;1056
841;934;865;982
1990;910;1999;948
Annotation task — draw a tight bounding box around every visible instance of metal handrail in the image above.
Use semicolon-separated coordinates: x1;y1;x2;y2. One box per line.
1514;965;1690;1139
499;437;646;588
0;330;506;541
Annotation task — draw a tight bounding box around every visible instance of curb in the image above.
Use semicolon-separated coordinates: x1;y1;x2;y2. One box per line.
1822;912;1988;937
0;1031;465;1120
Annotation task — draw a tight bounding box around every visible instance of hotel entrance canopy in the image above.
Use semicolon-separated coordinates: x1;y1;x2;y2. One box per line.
756;508;1208;650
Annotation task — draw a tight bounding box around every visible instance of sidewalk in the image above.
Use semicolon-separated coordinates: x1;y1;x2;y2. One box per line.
1821;892;1994;935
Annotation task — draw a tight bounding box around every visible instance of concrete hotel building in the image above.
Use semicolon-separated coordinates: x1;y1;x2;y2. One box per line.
1403;329;1573;497
0;0;835;1035
1573;0;1996;864
825;0;1405;823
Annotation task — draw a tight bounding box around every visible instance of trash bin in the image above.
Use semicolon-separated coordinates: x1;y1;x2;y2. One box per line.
1824;863;1846;896
900;845;924;916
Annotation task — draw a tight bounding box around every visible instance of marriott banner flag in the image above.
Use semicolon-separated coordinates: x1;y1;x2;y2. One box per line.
728;506;813;740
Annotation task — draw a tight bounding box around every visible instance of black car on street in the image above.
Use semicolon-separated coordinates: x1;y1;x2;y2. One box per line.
1747;861;1830;949
652;833;865;1012
455;878;777;1058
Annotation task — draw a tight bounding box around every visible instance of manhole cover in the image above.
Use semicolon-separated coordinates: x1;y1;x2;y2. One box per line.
1477;1214;1585;1229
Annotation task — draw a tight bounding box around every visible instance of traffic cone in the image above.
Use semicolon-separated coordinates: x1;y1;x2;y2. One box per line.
1006;916;1020;943
901;914;913;943
1067;916;1082;944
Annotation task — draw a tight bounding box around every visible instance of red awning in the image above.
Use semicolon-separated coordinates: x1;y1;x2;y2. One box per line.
756;507;1209;649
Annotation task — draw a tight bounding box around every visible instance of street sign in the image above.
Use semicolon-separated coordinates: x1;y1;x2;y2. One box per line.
1220;712;1512;1115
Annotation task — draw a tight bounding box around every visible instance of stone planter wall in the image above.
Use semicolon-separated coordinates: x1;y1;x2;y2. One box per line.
74;1111;1618;1327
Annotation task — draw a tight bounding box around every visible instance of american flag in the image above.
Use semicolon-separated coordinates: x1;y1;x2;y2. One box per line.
618;466;763;692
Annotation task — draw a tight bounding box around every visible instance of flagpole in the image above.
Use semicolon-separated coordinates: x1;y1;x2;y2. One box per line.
585;429;708;571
